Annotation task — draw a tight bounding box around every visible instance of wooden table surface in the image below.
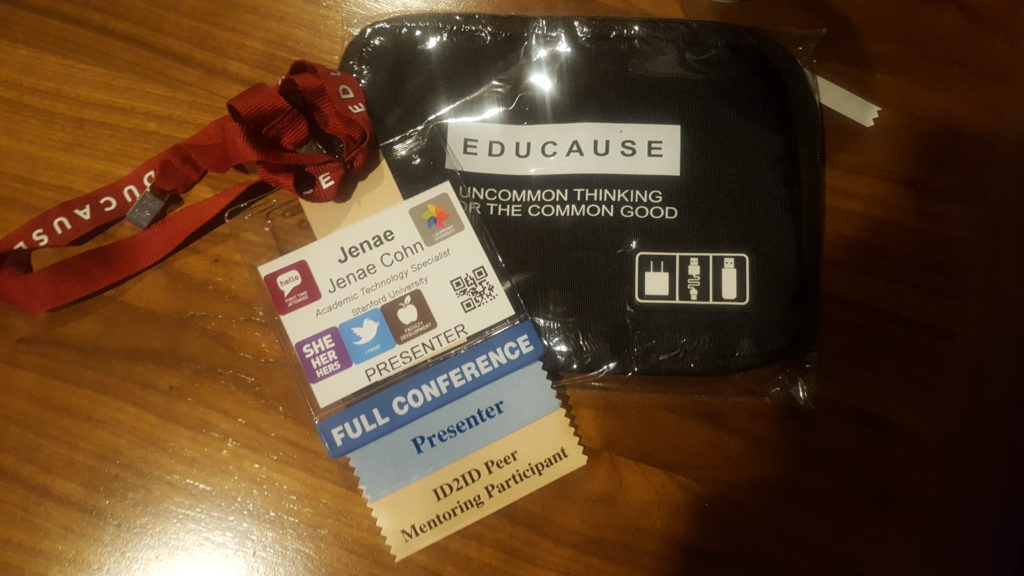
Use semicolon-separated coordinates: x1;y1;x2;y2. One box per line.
2;1;1022;574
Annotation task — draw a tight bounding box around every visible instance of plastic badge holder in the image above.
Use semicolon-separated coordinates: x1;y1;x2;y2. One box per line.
340;14;823;404
226;183;538;454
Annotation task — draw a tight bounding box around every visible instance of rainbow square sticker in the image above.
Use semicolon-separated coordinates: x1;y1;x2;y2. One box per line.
408;193;464;246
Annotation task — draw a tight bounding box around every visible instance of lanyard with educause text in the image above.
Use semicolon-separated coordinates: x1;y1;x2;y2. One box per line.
0;60;375;314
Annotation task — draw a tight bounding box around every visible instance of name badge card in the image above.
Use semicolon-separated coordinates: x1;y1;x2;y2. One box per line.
258;181;517;410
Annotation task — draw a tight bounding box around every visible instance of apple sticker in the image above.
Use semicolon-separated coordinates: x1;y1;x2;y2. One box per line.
397;295;419;325
382;289;436;344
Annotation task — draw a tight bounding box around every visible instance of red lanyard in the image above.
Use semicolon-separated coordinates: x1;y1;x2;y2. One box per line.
0;61;374;314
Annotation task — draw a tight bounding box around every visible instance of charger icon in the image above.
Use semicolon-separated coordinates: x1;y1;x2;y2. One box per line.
637;255;677;300
645;260;671;297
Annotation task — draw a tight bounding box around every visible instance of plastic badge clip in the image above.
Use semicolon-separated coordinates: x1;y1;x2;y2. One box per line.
125;187;170;229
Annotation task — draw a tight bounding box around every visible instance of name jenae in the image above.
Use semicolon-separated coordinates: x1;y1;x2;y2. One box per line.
337;229;396;264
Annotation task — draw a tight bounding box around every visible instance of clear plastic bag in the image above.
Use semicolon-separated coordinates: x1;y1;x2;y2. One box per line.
326;14;824;405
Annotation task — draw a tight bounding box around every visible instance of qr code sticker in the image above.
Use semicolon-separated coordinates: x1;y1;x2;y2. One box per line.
450;266;497;312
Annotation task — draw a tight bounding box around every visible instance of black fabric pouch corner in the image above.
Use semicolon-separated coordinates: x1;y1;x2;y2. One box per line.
342;14;823;376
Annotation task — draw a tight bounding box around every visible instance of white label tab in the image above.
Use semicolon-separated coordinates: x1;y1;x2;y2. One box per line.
446;122;681;176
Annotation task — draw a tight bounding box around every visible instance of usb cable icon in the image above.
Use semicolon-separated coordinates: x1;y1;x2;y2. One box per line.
686;257;701;300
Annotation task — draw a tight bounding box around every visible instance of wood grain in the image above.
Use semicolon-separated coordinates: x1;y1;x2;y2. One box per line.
2;1;1022;574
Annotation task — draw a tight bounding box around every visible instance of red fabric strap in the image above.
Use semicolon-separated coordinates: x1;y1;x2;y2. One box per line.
0;60;374;314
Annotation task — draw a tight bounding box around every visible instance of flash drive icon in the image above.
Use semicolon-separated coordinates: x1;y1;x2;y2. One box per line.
721;257;737;301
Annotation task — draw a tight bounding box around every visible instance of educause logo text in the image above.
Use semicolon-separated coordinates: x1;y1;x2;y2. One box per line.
446;122;681;177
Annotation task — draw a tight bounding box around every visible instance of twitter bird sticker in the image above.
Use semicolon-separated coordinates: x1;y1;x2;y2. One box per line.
339;309;396;364
352;317;381;345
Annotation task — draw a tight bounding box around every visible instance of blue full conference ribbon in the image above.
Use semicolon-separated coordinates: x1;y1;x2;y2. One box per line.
349;362;559;501
316;322;544;458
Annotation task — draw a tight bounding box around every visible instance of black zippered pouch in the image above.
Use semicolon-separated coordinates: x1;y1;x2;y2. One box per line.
342;14;823;377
